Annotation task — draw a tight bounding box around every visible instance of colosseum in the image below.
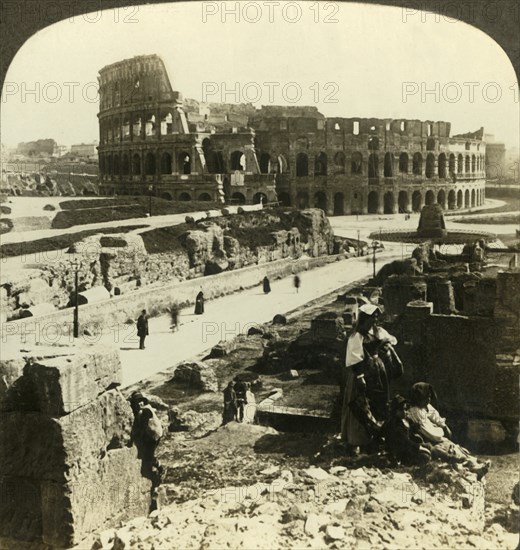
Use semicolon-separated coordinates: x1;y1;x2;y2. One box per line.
98;54;486;214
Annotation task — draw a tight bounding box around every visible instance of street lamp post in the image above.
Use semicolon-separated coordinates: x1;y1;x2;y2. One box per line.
148;184;154;217
372;241;378;279
72;259;79;338
357;230;360;257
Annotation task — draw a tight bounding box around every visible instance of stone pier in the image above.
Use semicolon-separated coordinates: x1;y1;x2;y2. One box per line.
0;345;152;549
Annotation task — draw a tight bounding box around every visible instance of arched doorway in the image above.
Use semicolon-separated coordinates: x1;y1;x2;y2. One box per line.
160;152;172;174
398;191;409;213
314;152;327;176
132;154;141;176
368;154;379;178
145;152;156;176
231;192;245;204
314;191;327;211
230;150;245;171
259;152;270;174
253;192;267;205
161;192;173;200
471;189;476;207
367;191;379;214
425;154;435;178
383;192;394;214
457;190;463;208
334;152;345;174
297;191;309;209
278;192;291;206
333;192;344;215
425;190;435;205
179;152;191;174
437;189;446;209
399;153;408;173
179;192;191;201
412;191;422;212
413;153;422;175
296;153;308;177
351;152;362;174
438;153;446;179
464;189;470;208
384;153;393;177
448;190;456;210
198;193;212;201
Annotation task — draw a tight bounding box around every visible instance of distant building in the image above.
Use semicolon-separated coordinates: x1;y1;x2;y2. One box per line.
70;142;98;160
484;134;506;182
54;145;69;158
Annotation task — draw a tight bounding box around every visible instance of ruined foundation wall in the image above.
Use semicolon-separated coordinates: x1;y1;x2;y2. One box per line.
0;346;151;549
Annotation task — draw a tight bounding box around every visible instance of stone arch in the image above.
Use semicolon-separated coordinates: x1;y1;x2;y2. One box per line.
160;152;172;175
161;192;173;200
259;152;270;174
333;192;344;215
464;189;470;208
161;112;173;135
314;152;327;176
465;156;470;173
179;192;191;201
425;153;435;178
253;192;268;205
230;150;245;171
179;152;191;174
367;191;379;214
276;155;288;174
368;154;379;178
199;193;212;201
296;153;309;177
457;190;463;208
351;152;362;175
384;153;393;177
132;153;141;176
314;191;327;211
398;190;409;213
448;190;456;210
383;192;394;214
334;152;345;174
438;153;446;179
297;191;309;209
448;154;455;177
437;189;446;209
457;154;463;174
412;190;422;212
413;153;422;175
121;154;129;175
471;189;476;207
471;155;476;173
231;192;246;204
145;152;156;176
425;189;435;206
399;153;408;173
278;192;291;206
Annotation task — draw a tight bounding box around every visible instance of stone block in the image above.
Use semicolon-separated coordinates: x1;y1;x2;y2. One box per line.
209;339;237;358
41;446;151;548
24;346;122;416
172;361;218;392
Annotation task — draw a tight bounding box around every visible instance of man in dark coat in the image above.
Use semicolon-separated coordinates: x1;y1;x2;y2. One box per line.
137;309;149;350
263;276;271;294
194;289;204;315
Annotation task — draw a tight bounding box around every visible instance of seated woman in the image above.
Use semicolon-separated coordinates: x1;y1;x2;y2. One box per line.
383;395;431;465
407;382;490;480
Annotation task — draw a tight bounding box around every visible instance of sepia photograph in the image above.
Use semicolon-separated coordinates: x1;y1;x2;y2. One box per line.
0;1;519;548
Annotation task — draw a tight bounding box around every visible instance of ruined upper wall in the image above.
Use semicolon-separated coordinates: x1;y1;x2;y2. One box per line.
98;54;181;113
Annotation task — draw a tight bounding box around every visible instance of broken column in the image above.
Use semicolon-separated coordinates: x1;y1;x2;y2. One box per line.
382;275;427;317
426;276;456;314
0;345;152;549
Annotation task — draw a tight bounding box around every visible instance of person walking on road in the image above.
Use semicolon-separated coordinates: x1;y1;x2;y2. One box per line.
137;310;149;350
194;288;204;315
169;303;180;332
293;274;301;294
263;275;271;294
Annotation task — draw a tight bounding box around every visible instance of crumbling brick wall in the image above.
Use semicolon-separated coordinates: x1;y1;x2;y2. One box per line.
0;346;152;549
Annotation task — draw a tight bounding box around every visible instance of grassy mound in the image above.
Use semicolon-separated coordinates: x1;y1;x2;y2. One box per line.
0;225;147;259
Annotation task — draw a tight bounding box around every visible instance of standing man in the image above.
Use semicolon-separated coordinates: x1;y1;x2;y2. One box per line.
137;309;149;350
293;274;301;294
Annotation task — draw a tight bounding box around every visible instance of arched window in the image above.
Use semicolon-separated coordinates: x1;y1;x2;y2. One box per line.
438;153;446;179
425;153;435;178
399;153;408;173
161;152;172;175
368;154;379;178
230;150;245;171
296;153;308;177
179;152;191;174
458;154;463;174
384;153;393;177
334;152;345;174
351;152;362;175
314;152;327;176
259;152;270;174
132;154;141;176
145;152;156;175
413;153;422;175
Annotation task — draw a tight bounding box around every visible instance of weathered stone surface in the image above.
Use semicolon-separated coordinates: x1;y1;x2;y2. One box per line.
272;314;287;325
172;361;218;392
209;339;237;358
24;346;122;415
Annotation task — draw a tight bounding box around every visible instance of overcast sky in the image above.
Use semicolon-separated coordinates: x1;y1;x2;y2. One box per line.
1;1;518;150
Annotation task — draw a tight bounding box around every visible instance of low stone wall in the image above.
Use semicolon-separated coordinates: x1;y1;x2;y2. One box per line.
1;253;347;343
0;345;151;549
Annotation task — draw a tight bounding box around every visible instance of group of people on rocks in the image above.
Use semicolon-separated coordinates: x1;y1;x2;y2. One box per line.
222;378;256;424
341;303;490;479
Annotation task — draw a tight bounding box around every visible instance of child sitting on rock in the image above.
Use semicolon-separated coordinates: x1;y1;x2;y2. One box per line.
383;395;431;465
407;382;490;480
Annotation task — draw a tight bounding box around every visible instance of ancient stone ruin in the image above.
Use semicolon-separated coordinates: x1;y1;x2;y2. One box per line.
0;345;152;549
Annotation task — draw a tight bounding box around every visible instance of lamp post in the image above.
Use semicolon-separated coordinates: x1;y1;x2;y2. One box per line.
148;184;154;217
72;258;80;338
357;230;360;257
372;241;378;279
